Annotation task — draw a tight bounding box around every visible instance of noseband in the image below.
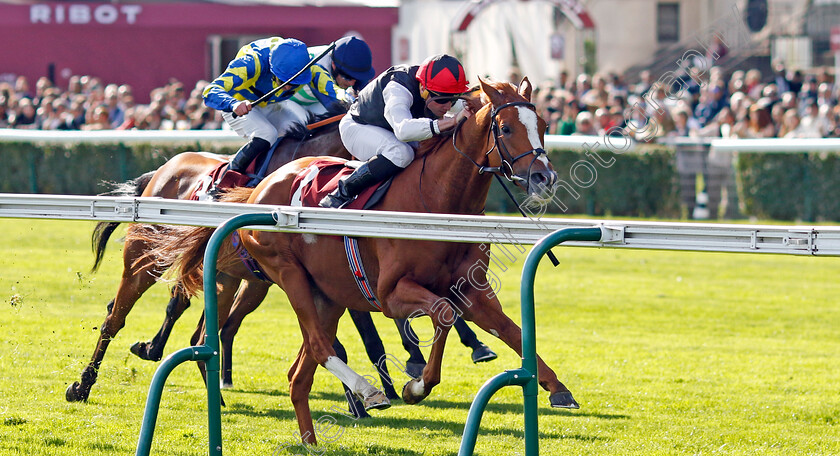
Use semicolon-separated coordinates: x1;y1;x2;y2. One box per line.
452;101;548;184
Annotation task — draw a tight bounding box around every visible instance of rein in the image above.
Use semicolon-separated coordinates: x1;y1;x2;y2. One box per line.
306;113;344;130
452;101;548;182
446;99;561;267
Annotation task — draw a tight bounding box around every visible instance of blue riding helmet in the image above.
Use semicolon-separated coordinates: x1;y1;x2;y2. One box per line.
332;36;375;89
269;39;313;86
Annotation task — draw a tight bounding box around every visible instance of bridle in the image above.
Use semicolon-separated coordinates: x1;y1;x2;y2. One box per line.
420;95;563;266
451;100;548;184
417;97;550;213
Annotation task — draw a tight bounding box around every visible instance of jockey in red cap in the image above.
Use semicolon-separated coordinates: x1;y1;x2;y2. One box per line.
320;54;472;208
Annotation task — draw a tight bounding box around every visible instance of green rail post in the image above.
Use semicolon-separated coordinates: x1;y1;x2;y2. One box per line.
136;212;277;456
459;227;602;456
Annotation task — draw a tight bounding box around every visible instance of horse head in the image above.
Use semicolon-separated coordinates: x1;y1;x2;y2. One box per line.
476;76;557;201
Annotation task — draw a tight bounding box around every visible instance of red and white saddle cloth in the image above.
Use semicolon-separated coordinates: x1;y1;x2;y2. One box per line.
290;157;392;309
189;162;254;202
289;157;387;210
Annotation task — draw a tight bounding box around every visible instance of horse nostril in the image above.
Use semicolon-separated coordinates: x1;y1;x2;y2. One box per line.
530;171;549;188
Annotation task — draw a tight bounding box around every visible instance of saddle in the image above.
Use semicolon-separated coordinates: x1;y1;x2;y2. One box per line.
290;157;392;210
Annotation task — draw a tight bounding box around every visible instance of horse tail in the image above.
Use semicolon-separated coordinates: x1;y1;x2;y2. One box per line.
91;171;156;272
126;186;256;297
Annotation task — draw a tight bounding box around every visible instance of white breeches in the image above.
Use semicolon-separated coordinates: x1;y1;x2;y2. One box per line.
339;114;415;168
222;99;309;143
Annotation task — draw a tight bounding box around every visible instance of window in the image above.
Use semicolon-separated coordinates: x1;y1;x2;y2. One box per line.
657;3;680;43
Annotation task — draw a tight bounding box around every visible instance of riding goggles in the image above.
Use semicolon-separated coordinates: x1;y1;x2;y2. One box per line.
427;90;461;105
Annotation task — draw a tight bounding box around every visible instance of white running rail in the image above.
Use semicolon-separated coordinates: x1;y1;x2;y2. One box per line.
2;194;840;256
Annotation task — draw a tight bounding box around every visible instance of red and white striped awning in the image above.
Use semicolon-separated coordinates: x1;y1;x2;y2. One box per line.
453;0;595;32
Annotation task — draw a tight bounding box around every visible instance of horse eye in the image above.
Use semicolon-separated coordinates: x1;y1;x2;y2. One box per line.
500;125;511;135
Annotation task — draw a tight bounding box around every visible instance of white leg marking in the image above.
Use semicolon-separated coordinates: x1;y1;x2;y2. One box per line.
410;378;426;396
324;356;378;397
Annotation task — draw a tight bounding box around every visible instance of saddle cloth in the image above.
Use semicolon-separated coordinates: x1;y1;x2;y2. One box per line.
190;154;263;202
290;157;391;210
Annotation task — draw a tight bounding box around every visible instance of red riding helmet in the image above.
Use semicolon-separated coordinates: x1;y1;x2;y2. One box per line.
416;54;469;95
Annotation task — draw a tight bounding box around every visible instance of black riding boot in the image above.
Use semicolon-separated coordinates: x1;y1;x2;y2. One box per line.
229;137;272;173
209;137;272;197
319;155;402;208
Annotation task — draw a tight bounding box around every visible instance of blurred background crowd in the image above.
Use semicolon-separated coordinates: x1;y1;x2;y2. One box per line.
3;62;840;140
0;74;223;132
530;62;840;140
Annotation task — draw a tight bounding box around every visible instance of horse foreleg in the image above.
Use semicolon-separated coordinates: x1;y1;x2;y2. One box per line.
394;318;427;378
348;309;399;400
130;284;191;362
386;278;453;405
67;248;159;402
220;280;270;389
460;289;579;409
453;316;498;363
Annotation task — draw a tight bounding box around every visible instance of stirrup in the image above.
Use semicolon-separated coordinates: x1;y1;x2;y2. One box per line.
319;192;353;209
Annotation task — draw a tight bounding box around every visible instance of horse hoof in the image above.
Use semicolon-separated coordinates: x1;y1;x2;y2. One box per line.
65;382;88;402
549;391;579;409
363;390;391;411
130;341;160;361
405;362;425;379
471;344;498;363
220;381;234;390
401;378;427;405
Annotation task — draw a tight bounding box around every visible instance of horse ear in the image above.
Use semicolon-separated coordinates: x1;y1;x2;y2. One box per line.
464;87;485;113
518;77;533;101
478;76;504;106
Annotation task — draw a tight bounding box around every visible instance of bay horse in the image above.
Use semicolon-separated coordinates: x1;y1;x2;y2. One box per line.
72;108;493;416
65;112;351;403
137;77;575;445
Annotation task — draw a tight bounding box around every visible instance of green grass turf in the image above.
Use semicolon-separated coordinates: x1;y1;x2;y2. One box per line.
0;218;838;455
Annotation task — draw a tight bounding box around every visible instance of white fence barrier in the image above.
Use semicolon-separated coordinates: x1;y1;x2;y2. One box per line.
6;128;840;154
2;194;840;256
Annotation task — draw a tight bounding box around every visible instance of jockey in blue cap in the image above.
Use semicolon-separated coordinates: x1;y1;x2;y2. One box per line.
290;35;376;116
203;37;312;179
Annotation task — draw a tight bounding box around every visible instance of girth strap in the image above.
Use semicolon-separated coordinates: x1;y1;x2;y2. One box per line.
231;231;273;283
343;236;383;311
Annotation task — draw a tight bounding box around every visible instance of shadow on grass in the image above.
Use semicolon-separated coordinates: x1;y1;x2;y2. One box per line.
223;402;299;421
308;391;630;420
223;387;289;398
223;389;622;444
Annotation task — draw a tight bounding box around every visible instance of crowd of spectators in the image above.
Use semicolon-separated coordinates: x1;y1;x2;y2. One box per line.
530;62;840;140
0;74;223;131
3;62;840;141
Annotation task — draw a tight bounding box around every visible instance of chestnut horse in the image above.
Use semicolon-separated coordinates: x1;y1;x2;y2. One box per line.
65;114;351;403
137;77;575;444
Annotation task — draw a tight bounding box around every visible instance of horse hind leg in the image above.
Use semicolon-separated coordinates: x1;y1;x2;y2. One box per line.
332;336;371;419
66;244;160;402
308;292;389;412
192;273;240;404
130;284;191;362
219;280;270;389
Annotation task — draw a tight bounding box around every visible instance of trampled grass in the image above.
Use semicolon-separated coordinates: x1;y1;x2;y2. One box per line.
0;218;838;455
